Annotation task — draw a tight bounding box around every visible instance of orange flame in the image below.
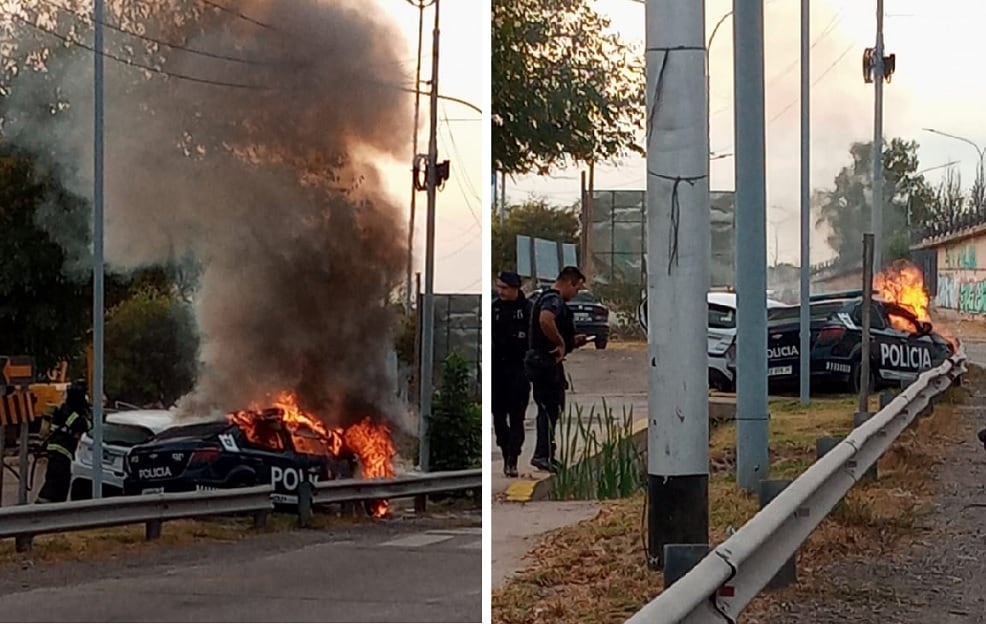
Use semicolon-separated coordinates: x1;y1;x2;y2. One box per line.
226;392;397;517
873;260;931;332
344;418;397;518
872;260;958;351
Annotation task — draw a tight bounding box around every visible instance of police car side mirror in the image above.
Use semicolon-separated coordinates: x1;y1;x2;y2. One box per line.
918;321;933;336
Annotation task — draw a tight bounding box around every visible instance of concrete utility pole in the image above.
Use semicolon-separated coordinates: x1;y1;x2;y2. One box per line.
871;0;885;271
417;0;440;472
92;0;106;498
643;0;710;569
404;0;430;312
733;0;769;492
799;0;811;405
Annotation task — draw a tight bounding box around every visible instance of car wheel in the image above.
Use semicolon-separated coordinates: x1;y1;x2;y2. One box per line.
227;471;256;488
850;361;877;396
594;337;608;350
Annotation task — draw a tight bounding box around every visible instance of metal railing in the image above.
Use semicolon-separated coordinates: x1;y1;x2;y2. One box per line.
0;470;482;550
625;347;968;624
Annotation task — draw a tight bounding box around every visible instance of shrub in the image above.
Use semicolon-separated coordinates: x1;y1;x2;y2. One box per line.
428;352;481;471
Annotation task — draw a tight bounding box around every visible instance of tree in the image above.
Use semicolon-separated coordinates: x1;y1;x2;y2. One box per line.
491;199;580;274
428;352;481;471
0;144;92;371
492;0;645;175
104;288;198;407
814;139;934;268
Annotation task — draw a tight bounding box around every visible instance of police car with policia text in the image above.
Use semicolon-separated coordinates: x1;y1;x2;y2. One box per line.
123;410;358;507
764;291;955;393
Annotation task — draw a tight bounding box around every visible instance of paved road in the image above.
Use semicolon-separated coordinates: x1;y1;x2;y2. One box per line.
0;518;480;622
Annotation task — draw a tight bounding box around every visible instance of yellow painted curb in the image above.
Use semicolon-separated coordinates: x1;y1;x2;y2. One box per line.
504;480;537;502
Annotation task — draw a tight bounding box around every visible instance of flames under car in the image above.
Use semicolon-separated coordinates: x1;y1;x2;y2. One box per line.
122;409;358;504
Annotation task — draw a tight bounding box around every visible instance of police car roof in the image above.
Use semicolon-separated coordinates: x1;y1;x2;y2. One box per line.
708;291;785;309
106;409;180;434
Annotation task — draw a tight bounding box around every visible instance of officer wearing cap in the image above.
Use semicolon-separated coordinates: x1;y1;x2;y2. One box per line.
37;379;91;503
493;271;532;477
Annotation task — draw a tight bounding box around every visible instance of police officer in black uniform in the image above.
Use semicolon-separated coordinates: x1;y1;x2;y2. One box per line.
524;266;588;473
493;271;532;477
37;380;91;503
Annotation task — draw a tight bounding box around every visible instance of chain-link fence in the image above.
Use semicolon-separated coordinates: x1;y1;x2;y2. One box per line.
589;189;736;287
421;293;481;399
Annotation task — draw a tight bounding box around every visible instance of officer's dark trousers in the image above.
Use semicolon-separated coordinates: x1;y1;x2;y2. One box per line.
492;366;530;460
37;453;72;503
532;362;565;462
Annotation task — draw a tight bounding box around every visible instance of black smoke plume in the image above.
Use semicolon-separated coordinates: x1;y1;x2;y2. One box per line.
2;0;413;429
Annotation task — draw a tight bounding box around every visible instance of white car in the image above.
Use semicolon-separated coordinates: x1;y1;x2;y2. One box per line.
70;409;180;499
637;291;784;392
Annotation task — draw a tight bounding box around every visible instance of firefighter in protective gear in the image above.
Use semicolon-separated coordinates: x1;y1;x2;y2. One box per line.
36;380;91;503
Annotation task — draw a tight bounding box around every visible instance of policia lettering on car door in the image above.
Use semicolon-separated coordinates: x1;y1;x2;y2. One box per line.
851;304;932;378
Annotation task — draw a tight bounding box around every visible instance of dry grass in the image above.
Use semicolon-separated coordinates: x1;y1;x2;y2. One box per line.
492;378;973;624
0;499;445;567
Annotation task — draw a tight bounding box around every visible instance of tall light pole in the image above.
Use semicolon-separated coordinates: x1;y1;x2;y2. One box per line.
733;0;769;493
798;0;810;405
91;0;106;499
922;128;985;208
870;0;887;272
417;0;440;472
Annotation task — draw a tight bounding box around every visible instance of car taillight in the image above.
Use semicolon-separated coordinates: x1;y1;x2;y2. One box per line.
816;326;845;346
188;448;221;466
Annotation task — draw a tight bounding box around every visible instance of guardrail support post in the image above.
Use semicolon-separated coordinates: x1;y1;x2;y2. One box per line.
414;494;426;514
145;520;162;540
253;509;270;530
15;535;32;553
758;480;797;589
297;481;313;528
852;412;878;482
662;544;709;589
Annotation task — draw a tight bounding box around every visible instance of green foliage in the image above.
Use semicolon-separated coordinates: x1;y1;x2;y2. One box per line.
551;400;643;500
428;352;481;471
0;144;92;371
592;279;643;339
492;199;580;274
105;288;199;407
814;138;935;267
492;0;645;175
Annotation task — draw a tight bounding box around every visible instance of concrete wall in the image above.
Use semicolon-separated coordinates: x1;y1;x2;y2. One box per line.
933;233;986;315
814;268;863;293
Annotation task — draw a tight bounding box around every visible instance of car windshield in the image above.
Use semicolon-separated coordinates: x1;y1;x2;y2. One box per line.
571;291;597;304
102;422;156;447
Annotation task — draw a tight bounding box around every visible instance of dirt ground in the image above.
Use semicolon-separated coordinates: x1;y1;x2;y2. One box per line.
772;394;986;623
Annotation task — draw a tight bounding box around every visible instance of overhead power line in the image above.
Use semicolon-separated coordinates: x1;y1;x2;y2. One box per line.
37;0;273;66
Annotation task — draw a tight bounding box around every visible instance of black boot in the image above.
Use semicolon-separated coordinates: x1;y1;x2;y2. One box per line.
505;455;519;478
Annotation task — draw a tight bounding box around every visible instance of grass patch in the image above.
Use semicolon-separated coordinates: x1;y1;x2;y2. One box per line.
493;374;974;624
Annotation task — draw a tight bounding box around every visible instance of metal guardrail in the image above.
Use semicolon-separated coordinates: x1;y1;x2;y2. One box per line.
311;469;481;506
625;347;968;624
0;470;481;550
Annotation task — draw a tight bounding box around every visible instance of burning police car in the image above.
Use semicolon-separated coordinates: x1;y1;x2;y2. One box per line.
764;292;955;393
123;410;357;504
123;395;396;514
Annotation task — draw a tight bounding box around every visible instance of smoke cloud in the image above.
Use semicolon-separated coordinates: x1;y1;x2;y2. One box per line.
2;0;413;430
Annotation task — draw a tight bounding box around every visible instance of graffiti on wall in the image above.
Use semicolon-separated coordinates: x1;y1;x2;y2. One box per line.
936;272;986;314
944;244;977;269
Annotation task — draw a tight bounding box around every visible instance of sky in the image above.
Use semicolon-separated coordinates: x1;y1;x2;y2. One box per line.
504;0;986;267
376;0;484;295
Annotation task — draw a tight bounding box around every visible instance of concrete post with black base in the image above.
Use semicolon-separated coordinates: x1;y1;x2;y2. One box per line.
644;0;710;570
